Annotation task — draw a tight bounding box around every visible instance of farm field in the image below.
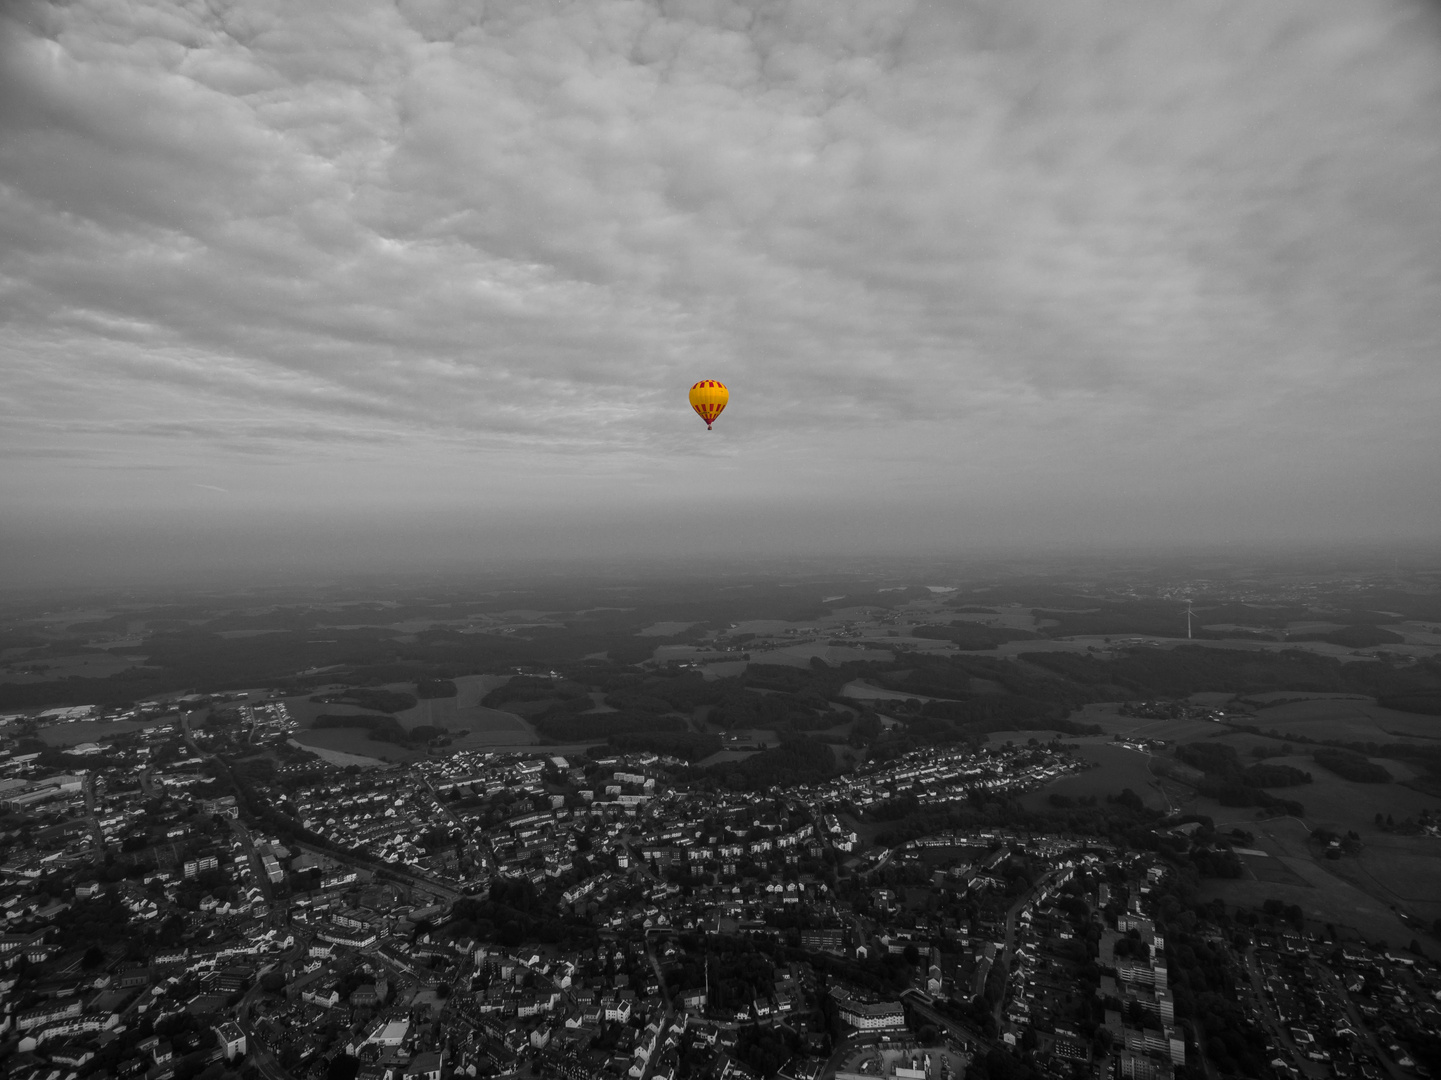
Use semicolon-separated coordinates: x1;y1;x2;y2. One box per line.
1175;765;1441;944
286;737;396;769
0;653;151;682
1386;621;1441;645
1236;852;1312;888
698;661;747;680
1241;697;1441;743
1203;730;1298;757
637;622;696;637
1017;739;1173;811
651;645;741;665
1200;812;1438;958
290;715;548;762
291;728;430;764
947;603;1044;631
1242;692;1371;704
35;717;174;746
393;675;536;737
1325;833;1441;931
284;673;542;751
841;680;943;703
693;749;761;769
1174;757;1436;835
741;643;896;668
1067;702;1224;743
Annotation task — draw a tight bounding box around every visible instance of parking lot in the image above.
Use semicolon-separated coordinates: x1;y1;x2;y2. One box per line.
839;1040;969;1080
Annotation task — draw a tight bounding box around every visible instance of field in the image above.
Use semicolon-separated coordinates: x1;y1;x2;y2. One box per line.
699;661;747;680
35;717;174;746
749;642;898;667
291;728;431;764
1199;813;1438;957
1016;738;1174;811
285;674;541;756
286;737;401;768
0;653;151;682
289;716;555;762
637;622;696;637
693;749;762;769
1168;754;1441;941
1166;749;1437;846
1241;697;1441;743
841;680;943;703
1067;702;1225;743
1387;621;1441;646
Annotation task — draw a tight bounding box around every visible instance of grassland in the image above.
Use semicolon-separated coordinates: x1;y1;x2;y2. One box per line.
286;673;541;754
693;749;762;769
1067;702;1225;743
291;728;429;764
1199;812;1438;957
1160;743;1441;946
841;680;944;703
285;736;400;768
1014;738;1174;811
0;653;152;682
637;621;697;637
35;717;174;746
1165;751;1436;838
1326;833;1441;930
1243;697;1441;743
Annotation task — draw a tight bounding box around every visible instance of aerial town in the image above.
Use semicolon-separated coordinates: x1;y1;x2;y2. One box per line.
2;685;1438;1080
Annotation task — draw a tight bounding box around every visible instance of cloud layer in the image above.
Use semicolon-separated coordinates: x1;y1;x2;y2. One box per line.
3;0;1440;578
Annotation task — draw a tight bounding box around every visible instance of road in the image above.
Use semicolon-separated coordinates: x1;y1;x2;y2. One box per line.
81;772;107;861
290;839;464;903
180;711;466;905
901;991;992;1054
229;816;277;906
236;934;309;1080
1308;958;1407;1080
421;776;490;874
642;928;675;1015
1239;949;1316;1078
991;869;1062;1029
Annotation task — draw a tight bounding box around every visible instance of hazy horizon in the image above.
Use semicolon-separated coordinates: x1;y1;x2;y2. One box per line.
4;504;1439;595
5;0;1440;589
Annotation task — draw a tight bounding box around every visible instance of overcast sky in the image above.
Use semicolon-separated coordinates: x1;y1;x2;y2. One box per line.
3;0;1440;586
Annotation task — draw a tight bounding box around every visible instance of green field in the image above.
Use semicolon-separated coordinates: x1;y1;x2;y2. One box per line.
1;653;152;683
1201;812;1438;957
1168;751;1436;835
1169;757;1441;942
1242;697;1441;744
1017;739;1174;811
1325;833;1441;930
1068;702;1226;743
35;717;174;746
285;673;540;753
286;736;400;768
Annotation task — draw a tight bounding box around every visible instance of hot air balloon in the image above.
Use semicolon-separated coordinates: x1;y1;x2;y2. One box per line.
689;379;728;430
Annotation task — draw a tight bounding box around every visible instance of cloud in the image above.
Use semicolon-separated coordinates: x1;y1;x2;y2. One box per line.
2;0;1440;550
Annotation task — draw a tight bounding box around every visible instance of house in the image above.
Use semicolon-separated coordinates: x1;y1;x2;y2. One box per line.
214;1022;247;1061
405;1051;444;1080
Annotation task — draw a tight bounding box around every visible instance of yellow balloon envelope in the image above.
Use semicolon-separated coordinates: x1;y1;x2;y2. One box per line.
689;380;728;430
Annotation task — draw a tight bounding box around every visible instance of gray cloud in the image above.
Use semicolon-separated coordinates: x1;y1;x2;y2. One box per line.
3;0;1440;566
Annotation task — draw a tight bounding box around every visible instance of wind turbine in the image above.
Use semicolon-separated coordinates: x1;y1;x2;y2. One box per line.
1184;601;1194;640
